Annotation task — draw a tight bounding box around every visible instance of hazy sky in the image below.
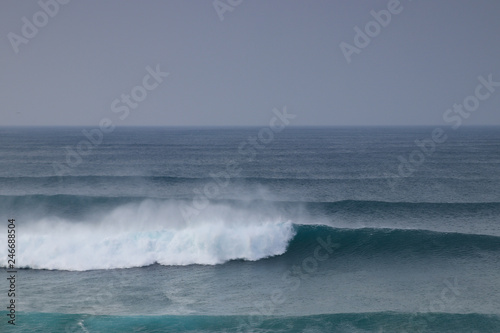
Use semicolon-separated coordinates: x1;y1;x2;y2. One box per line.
1;0;500;126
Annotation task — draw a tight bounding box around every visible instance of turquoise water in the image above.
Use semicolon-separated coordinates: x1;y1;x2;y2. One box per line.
2;312;500;332
0;127;499;332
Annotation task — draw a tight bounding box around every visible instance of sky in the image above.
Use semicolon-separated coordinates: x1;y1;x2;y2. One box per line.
1;0;500;126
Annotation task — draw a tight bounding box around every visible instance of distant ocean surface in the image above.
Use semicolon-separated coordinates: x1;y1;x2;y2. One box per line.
1;126;499;332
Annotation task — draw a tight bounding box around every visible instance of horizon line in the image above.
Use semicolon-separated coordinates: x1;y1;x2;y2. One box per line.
1;124;500;128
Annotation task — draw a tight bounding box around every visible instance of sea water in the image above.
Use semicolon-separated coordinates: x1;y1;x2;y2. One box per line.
0;127;499;332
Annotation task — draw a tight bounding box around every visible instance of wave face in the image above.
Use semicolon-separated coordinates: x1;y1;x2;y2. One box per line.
290;224;500;256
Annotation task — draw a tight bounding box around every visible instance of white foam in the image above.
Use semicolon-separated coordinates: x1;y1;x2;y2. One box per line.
0;199;296;271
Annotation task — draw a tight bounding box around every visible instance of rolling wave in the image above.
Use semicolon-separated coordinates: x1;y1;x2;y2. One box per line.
1;221;498;271
1;194;499;271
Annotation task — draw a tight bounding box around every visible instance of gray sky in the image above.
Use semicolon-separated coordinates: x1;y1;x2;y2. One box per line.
1;0;500;126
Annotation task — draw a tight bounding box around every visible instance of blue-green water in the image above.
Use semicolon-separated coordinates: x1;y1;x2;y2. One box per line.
2;312;500;333
0;127;499;332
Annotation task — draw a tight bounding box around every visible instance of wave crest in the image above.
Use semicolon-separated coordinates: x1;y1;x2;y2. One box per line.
0;197;298;271
1;220;294;271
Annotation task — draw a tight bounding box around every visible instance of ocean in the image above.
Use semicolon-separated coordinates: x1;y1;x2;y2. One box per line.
0;126;499;332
